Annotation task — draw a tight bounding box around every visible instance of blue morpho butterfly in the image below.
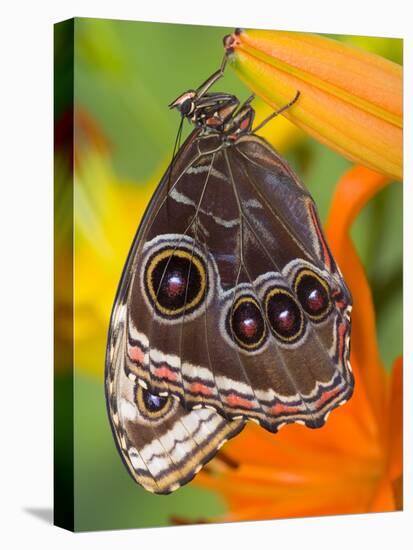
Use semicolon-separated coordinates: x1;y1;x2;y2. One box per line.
105;47;354;494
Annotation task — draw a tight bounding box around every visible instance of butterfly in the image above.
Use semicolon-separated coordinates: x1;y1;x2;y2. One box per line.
105;52;354;494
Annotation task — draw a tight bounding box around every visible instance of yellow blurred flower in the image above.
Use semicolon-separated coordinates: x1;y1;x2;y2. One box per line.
224;29;402;180
55;108;158;377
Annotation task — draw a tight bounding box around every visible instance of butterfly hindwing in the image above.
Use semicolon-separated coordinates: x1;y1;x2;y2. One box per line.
118;131;353;433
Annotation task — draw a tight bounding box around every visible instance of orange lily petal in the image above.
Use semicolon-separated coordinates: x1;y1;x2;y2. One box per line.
386;357;403;485
369;477;396;512
225;29;402;180
194;163;402;520
326;166;391;425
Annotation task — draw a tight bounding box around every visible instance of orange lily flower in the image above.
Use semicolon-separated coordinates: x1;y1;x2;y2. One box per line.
194;166;403;520
224;29;402;180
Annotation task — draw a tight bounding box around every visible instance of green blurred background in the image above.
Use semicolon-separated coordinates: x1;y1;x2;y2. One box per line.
54;18;402;531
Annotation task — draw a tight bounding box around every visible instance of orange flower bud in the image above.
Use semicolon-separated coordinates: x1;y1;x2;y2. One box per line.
224;29;402;180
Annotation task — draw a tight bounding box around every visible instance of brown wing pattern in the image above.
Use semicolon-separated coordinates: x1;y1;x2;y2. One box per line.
113;132;353;433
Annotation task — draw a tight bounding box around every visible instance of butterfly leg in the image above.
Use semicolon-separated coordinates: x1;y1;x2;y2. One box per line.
252;90;301;133
223;101;256;138
195;52;229;97
242;93;256;106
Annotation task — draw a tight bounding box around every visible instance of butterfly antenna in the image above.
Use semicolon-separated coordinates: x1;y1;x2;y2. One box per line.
170;115;185;176
166;115;185;218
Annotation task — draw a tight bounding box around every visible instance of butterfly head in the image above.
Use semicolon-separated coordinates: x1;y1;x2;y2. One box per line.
169;90;197;118
170;90;254;142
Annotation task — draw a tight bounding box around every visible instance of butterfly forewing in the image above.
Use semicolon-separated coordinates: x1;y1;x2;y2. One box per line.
106;297;244;494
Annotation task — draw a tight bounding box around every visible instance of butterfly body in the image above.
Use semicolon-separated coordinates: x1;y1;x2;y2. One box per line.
105;60;353;494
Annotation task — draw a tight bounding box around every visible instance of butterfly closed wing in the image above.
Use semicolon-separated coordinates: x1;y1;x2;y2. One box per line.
105;52;354;493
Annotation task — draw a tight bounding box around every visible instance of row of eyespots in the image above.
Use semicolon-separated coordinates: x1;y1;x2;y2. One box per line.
227;269;332;350
143;245;332;347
